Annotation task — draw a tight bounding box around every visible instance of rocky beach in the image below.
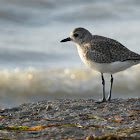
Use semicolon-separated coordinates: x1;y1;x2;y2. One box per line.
0;98;139;139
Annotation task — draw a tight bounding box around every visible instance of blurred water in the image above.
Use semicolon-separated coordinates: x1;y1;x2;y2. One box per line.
0;0;140;108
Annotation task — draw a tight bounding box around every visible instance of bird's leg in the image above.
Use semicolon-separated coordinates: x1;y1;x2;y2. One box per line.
107;74;113;101
101;73;106;102
96;73;106;103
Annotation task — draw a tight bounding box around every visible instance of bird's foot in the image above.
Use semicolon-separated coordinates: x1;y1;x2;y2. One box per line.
107;97;111;101
95;98;107;104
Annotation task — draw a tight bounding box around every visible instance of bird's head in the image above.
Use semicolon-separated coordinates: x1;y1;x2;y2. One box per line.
60;27;92;45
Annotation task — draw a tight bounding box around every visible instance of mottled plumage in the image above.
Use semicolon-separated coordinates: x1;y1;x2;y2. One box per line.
60;27;140;103
85;35;140;63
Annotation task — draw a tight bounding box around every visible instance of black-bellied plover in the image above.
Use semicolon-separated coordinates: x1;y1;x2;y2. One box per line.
60;27;140;103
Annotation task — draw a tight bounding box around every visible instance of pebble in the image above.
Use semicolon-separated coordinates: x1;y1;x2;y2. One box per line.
0;98;139;139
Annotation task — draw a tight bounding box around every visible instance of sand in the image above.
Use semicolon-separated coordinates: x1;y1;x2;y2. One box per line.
0;98;139;139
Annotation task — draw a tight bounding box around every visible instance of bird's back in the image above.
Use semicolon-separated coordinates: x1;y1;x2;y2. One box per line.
86;35;140;63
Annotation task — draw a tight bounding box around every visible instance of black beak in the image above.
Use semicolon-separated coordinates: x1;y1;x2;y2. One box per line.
60;37;71;42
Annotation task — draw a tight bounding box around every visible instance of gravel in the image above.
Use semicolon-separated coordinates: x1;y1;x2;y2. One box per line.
0;98;139;139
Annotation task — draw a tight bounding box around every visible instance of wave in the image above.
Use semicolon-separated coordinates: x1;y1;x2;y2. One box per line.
0;65;140;96
0;65;139;108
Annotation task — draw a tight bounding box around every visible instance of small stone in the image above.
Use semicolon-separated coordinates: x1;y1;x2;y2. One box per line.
46;105;52;111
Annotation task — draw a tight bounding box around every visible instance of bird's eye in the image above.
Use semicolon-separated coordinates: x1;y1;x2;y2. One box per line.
74;33;79;37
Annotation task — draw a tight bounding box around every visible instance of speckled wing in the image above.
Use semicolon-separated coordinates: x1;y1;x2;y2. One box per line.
86;35;140;63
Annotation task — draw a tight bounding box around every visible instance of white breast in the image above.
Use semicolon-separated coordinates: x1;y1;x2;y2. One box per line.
77;45;139;74
77;45;87;64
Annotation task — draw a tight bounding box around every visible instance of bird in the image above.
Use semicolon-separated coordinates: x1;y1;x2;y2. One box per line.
60;27;140;103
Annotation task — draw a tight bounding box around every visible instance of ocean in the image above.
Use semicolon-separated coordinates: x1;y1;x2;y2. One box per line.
0;0;140;108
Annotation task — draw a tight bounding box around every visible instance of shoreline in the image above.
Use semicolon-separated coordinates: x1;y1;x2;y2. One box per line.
0;98;139;139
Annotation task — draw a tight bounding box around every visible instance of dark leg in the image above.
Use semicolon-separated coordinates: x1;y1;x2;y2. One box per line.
107;74;113;101
96;73;106;103
101;73;106;102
